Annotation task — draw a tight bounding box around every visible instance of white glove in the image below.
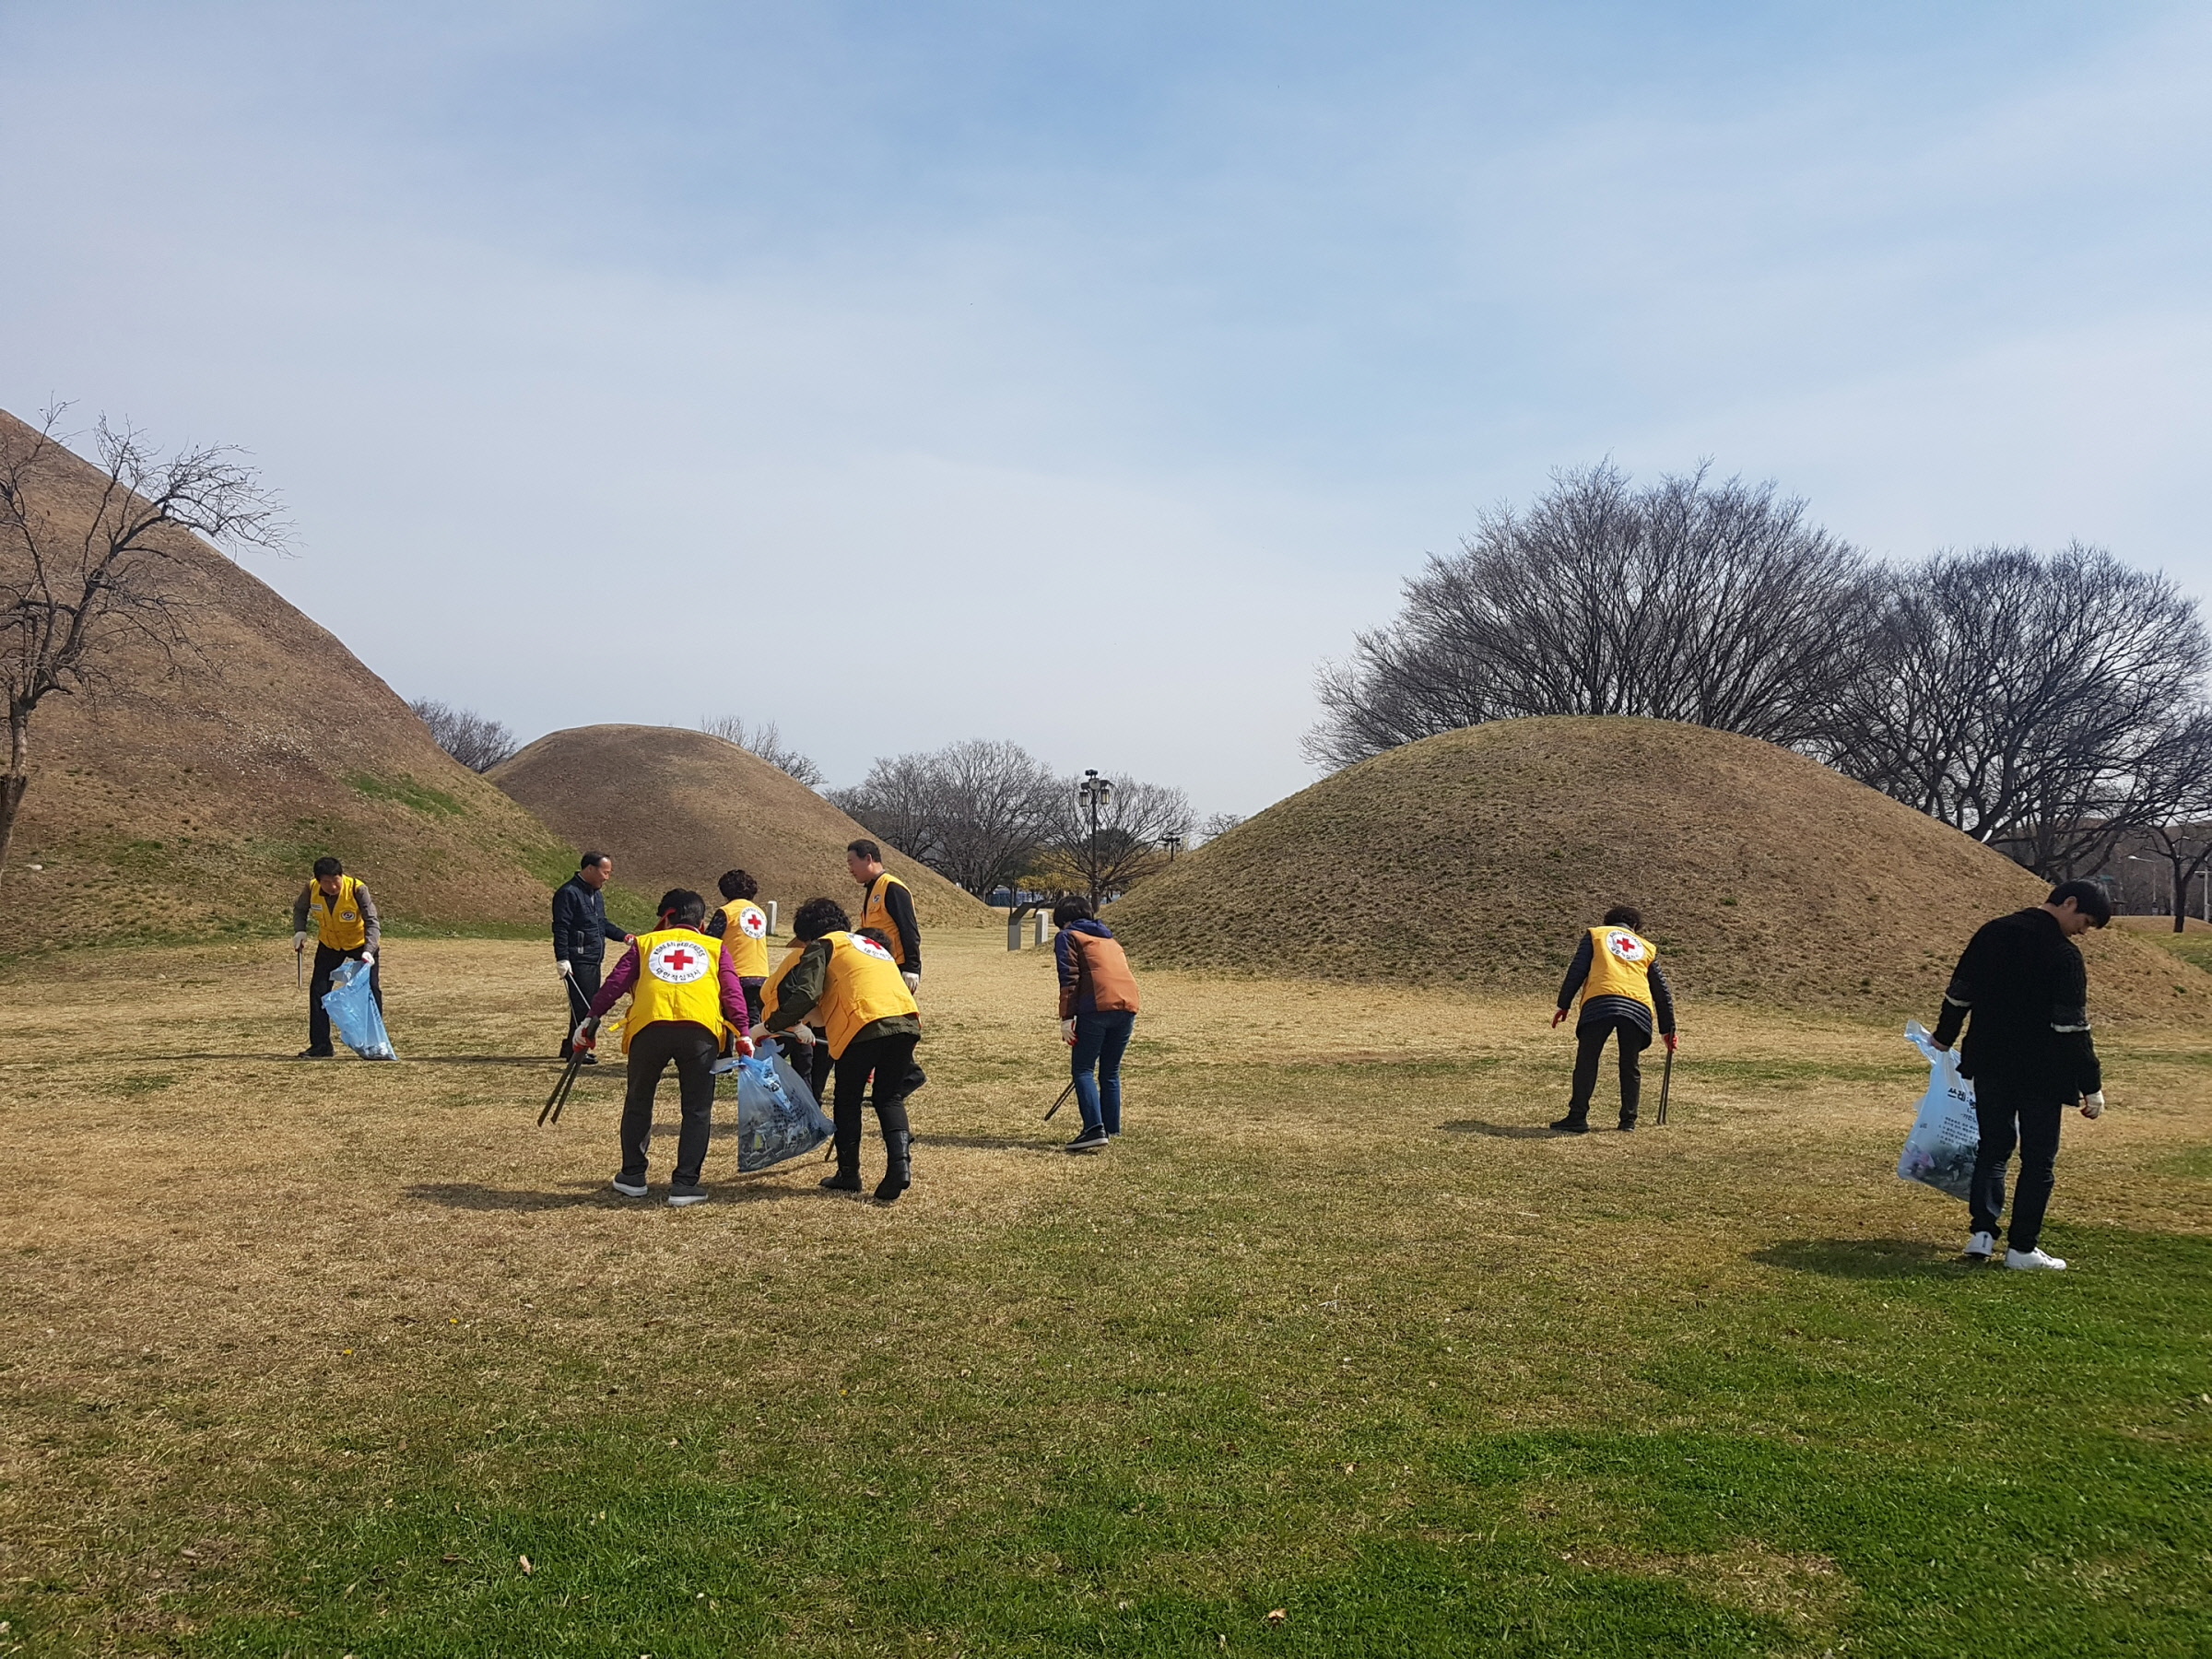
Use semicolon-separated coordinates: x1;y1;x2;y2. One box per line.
2081;1090;2105;1120
293;931;308;951
557;959;573;979
902;971;921;993
1060;1018;1077;1045
780;1024;818;1046
359;951;375;969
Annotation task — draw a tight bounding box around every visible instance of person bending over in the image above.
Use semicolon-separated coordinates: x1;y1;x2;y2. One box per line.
1053;898;1142;1154
704;868;771;1030
1550;904;1677;1133
757;896;922;1202
1932;879;2110;1271
579;888;753;1207
292;856;382;1059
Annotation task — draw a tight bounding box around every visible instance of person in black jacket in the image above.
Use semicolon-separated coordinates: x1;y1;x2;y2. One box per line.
1931;879;2111;1272
554;852;633;1061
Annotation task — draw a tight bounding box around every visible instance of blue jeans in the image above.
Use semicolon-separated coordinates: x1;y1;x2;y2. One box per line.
1070;1010;1135;1134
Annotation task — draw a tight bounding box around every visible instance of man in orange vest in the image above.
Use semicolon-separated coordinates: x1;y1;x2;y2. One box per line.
577;888;754;1206
291;855;382;1059
756;894;922;1201
1549;903;1677;1133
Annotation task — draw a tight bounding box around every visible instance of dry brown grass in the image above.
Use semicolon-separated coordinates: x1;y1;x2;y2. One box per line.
490;724;996;932
1112;714;2212;1023
0;408;579;957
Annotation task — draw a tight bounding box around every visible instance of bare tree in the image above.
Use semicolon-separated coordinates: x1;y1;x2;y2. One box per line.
408;699;520;771
0;407;288;885
1304;462;1877;770
1042;774;1197;907
2136;716;2212;931
1823;546;2209;878
700;713;825;789
833;739;1060;898
1196;810;1245;843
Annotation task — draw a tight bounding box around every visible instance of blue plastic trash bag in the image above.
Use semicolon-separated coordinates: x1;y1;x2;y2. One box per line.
720;1041;833;1172
322;959;396;1061
1898;1020;1976;1198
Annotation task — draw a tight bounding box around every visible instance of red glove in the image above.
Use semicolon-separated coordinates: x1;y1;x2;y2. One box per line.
733;1035;756;1059
1663;1032;1678;1053
572;1019;597;1052
1550;1008;1569;1028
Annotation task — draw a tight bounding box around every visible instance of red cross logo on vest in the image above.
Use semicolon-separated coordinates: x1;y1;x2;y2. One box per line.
739;908;767;939
849;934;895;962
1605;930;1649;964
648;937;714;984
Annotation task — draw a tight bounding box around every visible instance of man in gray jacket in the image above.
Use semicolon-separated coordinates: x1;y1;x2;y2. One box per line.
553;852;632;1061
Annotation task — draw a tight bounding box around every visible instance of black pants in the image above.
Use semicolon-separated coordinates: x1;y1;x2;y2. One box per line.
308;944;382;1053
830;1032;919;1176
1566;1016;1647;1125
1968;1079;2065;1252
804;1027;834;1103
618;1020;720;1186
559;959;605;1057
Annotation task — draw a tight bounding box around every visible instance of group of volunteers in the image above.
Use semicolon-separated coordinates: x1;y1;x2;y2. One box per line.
290;841;2108;1261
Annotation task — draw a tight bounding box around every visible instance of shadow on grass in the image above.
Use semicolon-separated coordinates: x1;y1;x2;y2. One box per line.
404;1179;811;1210
920;1135;1060;1152
1439;1119;1562;1139
1753;1237;1979;1279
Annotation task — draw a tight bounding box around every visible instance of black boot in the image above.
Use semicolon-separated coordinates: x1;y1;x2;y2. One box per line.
823;1091;864;1192
820;1168;863;1193
874;1101;912;1202
1548;1113;1589;1134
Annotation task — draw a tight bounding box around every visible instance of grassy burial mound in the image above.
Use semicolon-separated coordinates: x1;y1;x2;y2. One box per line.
489;724;995;931
1112;715;2212;1018
0;411;573;957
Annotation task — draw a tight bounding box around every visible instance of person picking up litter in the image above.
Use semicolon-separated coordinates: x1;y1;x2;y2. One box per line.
1549;904;1677;1133
578;888;753;1207
1053;897;1142;1154
753;896;922;1203
1931;879;2111;1272
292;856;382;1060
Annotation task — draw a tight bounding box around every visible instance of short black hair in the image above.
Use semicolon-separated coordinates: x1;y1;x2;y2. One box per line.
1602;904;1642;930
2047;879;2112;926
1052;898;1093;928
580;851;609;871
793;896;851;941
846;839;881;862
658;888;708;927
858;925;895;952
312;855;344;877
718;868;758;901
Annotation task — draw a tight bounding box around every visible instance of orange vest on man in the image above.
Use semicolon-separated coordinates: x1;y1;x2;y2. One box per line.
859;873;915;967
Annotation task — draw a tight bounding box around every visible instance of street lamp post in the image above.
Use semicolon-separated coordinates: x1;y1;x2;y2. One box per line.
1077;770;1113;910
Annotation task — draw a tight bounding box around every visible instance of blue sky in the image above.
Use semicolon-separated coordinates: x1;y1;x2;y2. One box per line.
5;2;2207;815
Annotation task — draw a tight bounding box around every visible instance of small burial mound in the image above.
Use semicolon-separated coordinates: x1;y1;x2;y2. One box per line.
1112;715;2212;1020
489;725;995;932
0;409;573;957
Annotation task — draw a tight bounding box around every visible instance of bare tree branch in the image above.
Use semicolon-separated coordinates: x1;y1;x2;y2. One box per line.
410;699;520;771
699;713;825;789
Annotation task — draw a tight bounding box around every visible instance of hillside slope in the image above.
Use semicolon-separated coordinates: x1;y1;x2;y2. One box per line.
1111;716;2212;1021
489;725;995;932
0;409;575;955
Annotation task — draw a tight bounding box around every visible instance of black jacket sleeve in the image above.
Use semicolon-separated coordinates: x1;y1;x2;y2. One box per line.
885;882;922;975
1649;964;1676;1037
552;883;581;961
702;910;727;939
1557;934;1594;1011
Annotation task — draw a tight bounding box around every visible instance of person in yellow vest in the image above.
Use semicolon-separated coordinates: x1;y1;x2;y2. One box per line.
577;888;754;1206
291;855;382;1059
1549;904;1677;1134
759;926;835;1104
847;840;923;991
756;895;922;1201
702;868;771;1030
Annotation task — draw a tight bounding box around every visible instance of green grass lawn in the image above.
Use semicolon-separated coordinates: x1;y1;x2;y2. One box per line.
3;936;2208;1656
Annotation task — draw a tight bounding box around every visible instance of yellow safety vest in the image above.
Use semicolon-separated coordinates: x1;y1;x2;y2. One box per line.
715;900;770;977
310;876;369;950
619;928;725;1053
858;873;913;965
1581;926;1658;1017
818;930;919;1058
761;941;807;1028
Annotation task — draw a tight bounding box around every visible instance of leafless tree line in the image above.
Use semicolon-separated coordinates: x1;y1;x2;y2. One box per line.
1309;462;2212;887
831;739;1196;905
699;713;827;789
409;700;520;772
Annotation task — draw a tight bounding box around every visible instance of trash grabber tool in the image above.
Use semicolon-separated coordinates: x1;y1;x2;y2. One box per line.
1657;1046;1674;1127
1042;1077;1078;1123
296;946;303;990
541;1019;597;1126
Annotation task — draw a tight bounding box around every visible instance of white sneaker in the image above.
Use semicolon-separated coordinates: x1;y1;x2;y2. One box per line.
1963;1231;1996;1261
2006;1246;2067;1272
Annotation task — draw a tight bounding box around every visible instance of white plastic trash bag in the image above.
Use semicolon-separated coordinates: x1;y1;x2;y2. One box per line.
322;959;396;1061
1898;1020;1976;1198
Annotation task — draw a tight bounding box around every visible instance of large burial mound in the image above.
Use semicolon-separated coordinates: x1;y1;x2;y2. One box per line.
0;410;574;956
490;725;995;932
1112;715;2212;1020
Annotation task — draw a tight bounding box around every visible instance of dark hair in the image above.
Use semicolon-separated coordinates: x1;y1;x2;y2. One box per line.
718;868;758;901
793;896;851;941
846;839;881;863
2046;879;2112;926
657;888;707;927
1602;904;1642;930
580;851;609;871
1052;898;1093;928
858;925;895;951
312;855;344;878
